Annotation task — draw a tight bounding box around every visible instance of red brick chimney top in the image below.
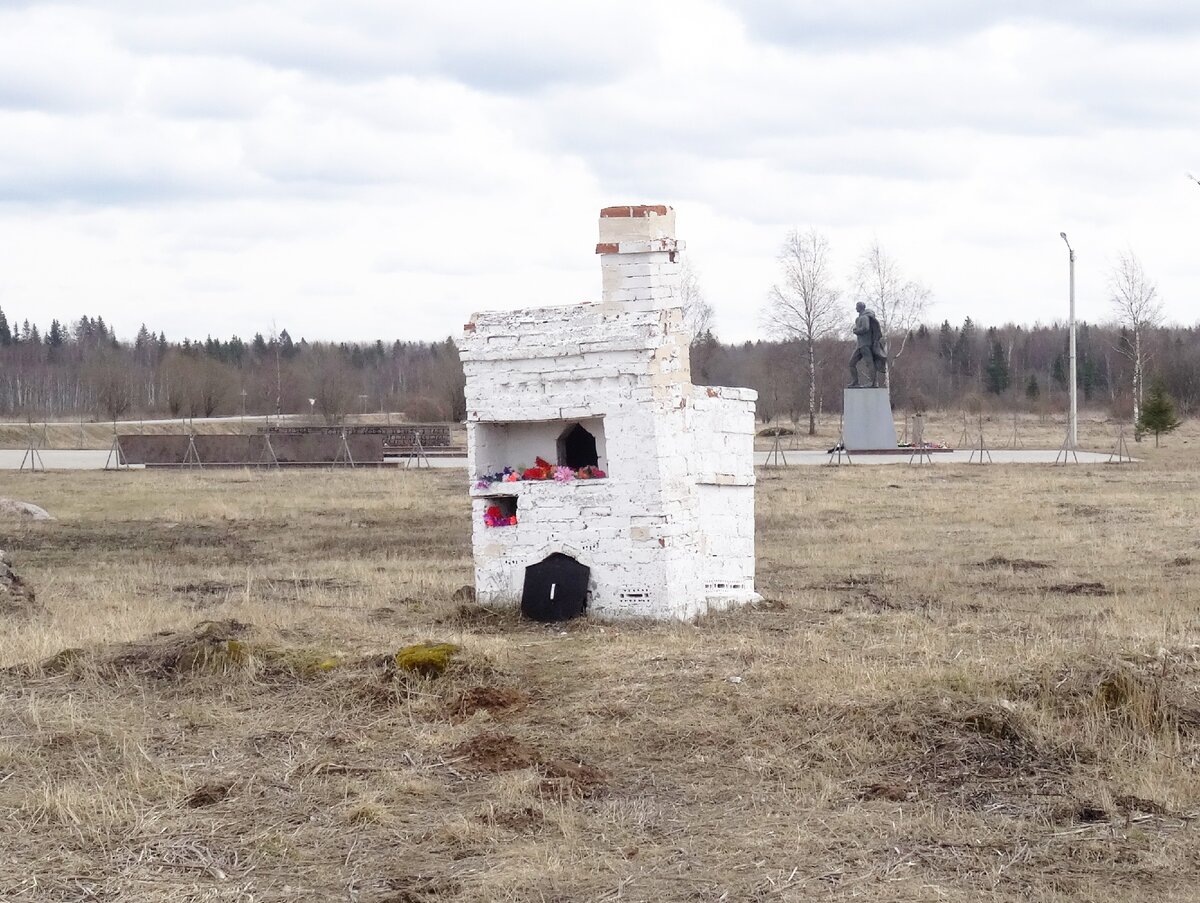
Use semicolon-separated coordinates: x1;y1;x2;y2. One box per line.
599;205;672;218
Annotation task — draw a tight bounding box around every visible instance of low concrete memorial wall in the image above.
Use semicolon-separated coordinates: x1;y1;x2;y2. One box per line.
117;434;384;466
257;424;457;454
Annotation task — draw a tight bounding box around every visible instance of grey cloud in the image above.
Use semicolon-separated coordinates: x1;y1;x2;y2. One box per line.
737;1;1200;48
0;172;245;206
112;3;654;95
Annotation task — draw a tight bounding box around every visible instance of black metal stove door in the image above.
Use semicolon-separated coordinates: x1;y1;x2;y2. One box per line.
521;553;589;621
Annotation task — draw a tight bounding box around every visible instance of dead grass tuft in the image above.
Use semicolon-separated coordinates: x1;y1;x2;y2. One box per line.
1018;655;1200;735
0;550;41;618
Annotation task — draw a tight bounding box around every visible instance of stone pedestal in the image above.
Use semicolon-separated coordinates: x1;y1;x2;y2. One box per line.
843;388;897;450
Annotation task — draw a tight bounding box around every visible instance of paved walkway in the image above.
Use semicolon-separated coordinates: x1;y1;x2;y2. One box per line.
0;449;115;470
753;448;1123;466
0;449;1127;471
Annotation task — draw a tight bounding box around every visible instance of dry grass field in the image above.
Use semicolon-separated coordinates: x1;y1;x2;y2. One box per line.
1;427;1198;901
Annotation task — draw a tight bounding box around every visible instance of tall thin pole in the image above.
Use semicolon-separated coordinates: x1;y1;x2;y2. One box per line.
1060;233;1077;449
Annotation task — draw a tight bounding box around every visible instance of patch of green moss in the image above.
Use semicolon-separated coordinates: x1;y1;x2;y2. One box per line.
252;644;341;676
395;642;459;677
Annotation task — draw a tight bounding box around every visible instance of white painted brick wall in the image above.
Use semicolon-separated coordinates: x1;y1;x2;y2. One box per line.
460;206;760;621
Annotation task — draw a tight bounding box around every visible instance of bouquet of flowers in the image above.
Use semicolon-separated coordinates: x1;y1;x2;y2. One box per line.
483;505;517;528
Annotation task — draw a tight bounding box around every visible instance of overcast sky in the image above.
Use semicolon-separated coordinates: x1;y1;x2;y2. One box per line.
1;1;1197;344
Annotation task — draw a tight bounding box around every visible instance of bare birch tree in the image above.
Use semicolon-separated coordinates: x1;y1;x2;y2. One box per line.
678;258;714;344
852;239;931;388
762;228;840;434
1109;249;1163;425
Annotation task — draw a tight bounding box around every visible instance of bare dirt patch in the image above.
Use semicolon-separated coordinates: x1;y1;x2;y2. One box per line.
978;555;1051;571
451;732;539;772
185;779;235;808
864;694;1075;816
451;685;527;718
450;732;606;797
1047;581;1113;597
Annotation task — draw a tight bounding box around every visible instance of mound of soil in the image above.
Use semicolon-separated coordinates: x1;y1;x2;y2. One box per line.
29;619;341;681
450;732;606;794
451;685;527;718
0;550;41;619
870;694;1073;813
451;732;539;772
540;758;607;795
104;619;253;677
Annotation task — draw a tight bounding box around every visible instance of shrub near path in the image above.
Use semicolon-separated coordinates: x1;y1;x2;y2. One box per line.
0;461;1198;901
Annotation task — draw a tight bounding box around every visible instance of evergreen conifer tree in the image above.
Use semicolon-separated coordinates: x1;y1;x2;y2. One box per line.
0;308;10;346
1136;378;1182;447
953;317;977;378
1025;374;1040;401
1051;354;1067;389
984;338;1010;394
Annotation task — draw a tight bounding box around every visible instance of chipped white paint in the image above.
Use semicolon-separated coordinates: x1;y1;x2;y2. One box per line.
459;206;759;620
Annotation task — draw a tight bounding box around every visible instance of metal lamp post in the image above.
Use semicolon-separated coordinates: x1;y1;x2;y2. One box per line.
1059;232;1077;449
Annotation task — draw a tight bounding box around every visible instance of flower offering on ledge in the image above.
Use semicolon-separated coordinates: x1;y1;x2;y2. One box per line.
475;458;607;488
483;505;518;528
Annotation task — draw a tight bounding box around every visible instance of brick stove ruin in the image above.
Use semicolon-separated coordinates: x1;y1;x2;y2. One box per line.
459;205;759;620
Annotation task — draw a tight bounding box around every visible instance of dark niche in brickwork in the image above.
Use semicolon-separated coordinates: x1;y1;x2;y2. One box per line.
557;423;599;469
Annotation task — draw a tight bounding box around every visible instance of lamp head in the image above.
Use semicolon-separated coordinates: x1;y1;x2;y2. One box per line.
1059;232;1067;240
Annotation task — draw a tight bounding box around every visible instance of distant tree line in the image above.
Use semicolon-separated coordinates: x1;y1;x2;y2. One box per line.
0;309;466;424
691;319;1198;425
0;305;1194;429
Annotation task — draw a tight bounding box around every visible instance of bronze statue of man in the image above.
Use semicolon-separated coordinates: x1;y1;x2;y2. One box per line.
847;301;887;388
